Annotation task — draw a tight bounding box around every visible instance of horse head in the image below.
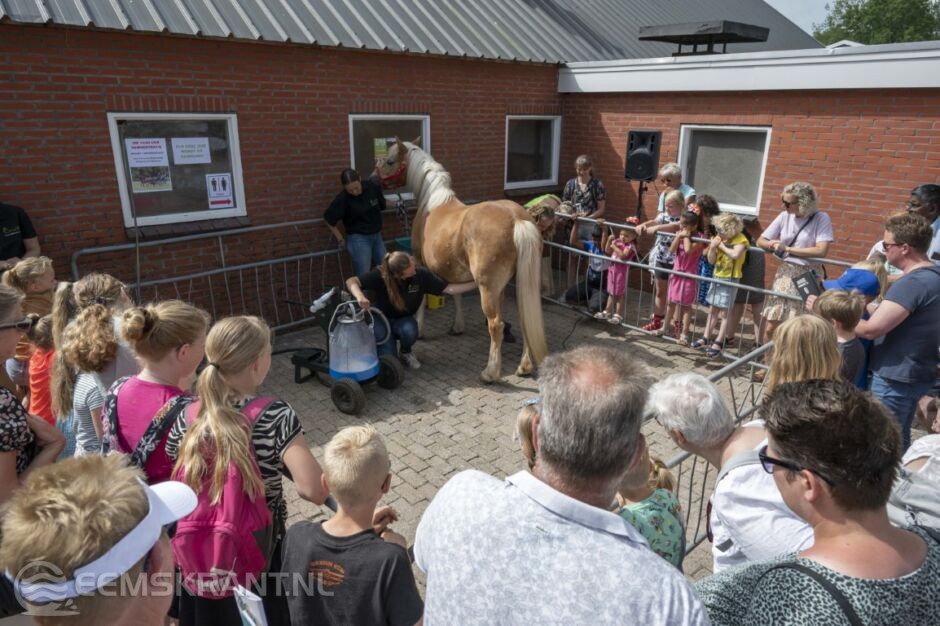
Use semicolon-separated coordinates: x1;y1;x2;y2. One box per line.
374;136;421;190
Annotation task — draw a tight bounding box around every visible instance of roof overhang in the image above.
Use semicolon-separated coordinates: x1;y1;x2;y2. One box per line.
559;40;940;92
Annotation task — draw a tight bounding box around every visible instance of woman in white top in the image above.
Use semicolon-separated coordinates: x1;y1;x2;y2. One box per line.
757;182;834;344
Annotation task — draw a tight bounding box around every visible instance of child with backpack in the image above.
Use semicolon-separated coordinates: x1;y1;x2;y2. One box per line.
282;425;423;626
166;315;329;626
100;300;210;483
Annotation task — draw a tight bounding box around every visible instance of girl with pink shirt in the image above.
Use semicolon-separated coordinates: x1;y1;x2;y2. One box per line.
657;210;704;346
101;300;209;483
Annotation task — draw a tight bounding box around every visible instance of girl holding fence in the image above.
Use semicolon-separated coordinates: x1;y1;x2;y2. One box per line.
694;213;748;358
595;218;638;324
657;209;704;345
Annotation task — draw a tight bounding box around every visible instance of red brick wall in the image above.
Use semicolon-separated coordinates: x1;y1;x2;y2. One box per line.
4;23;938;285
0;24;560;281
559;89;940;264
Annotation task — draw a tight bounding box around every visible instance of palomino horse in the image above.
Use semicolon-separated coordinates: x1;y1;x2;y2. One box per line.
375;138;547;382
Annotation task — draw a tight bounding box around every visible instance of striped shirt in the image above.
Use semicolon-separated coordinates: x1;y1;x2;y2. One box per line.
164;397;303;535
73;372;105;455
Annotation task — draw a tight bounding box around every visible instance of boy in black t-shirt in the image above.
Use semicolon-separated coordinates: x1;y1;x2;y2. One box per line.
282;425;423;626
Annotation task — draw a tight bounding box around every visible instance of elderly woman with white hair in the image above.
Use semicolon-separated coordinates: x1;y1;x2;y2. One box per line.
757;182;834;344
656;162;696;212
646;372;813;572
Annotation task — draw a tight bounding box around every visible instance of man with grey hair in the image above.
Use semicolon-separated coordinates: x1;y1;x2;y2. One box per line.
647;372;812;572
413;346;708;625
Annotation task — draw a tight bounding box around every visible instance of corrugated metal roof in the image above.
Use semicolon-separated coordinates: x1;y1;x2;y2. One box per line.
0;0;821;62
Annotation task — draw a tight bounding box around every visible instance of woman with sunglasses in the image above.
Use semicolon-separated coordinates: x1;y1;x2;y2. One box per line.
757;182;834;347
695;379;940;625
0;285;64;506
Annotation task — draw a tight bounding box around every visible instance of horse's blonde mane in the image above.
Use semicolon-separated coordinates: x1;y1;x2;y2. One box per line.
404;142;456;215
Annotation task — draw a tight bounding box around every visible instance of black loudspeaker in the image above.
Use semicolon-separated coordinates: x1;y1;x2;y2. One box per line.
625;130;662;181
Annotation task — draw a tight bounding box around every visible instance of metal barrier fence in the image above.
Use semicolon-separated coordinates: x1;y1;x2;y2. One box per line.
70;208;414;332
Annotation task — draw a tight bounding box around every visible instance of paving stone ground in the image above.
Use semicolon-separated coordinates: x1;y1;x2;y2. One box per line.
262;291;773;588
272;279;934;593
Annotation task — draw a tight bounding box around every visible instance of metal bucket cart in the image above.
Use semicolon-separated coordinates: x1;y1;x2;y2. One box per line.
287;288;405;415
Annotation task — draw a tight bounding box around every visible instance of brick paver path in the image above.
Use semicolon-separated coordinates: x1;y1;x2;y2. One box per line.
265;294;766;585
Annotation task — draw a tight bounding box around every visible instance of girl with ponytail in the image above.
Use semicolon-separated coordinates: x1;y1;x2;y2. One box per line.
99;300;209;483
57;273;137;455
345;251;477;369
165;316;327;624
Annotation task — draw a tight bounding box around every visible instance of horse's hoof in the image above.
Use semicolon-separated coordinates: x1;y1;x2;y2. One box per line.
479;370;499;384
515;366;534;377
449;328;464;336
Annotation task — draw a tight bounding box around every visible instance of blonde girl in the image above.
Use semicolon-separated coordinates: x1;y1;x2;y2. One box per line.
166;316;328;624
2;255;55;387
765;314;842;393
695;213;748;358
99;300;209;483
615;442;684;569
24;315;55;425
851;258;888;303
55;273;137;456
0;285;64;506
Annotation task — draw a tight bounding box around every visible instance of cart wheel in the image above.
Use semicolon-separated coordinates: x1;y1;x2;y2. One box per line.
331;378;366;415
377;355;405;390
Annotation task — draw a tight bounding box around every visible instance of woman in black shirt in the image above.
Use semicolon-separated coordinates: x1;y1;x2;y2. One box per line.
325;169;387;276
345;252;477;370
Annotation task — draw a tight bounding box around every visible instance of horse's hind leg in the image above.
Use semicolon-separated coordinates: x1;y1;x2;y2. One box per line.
516;339;534;377
478;286;503;384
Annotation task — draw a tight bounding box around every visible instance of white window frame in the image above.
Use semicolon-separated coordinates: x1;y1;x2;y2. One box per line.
107;112;247;228
677;124;772;216
504;115;562;190
348;114;431;201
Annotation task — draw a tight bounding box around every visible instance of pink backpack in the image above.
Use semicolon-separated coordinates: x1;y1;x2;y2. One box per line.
171;397;275;599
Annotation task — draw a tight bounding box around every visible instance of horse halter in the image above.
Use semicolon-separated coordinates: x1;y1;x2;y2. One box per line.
375;159;407;190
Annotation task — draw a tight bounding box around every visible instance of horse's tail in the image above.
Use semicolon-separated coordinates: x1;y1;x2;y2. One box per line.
513;219;548;366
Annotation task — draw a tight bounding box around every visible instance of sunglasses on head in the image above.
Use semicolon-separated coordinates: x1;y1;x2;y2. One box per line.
0;316;37;332
758;444;835;486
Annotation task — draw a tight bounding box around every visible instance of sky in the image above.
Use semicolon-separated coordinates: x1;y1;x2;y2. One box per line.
764;0;831;36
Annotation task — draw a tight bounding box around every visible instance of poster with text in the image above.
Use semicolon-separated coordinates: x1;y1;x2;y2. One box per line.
126;138;172;193
171;137;211;164
206;173;234;209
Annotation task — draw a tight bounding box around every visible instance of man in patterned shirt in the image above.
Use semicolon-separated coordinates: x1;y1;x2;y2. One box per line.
413;345;708;625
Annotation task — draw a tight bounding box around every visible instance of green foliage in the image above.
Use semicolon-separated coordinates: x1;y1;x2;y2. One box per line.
813;0;940;45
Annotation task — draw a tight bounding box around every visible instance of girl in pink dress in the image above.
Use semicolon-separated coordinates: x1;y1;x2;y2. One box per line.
595;217;639;325
657;210;704;345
